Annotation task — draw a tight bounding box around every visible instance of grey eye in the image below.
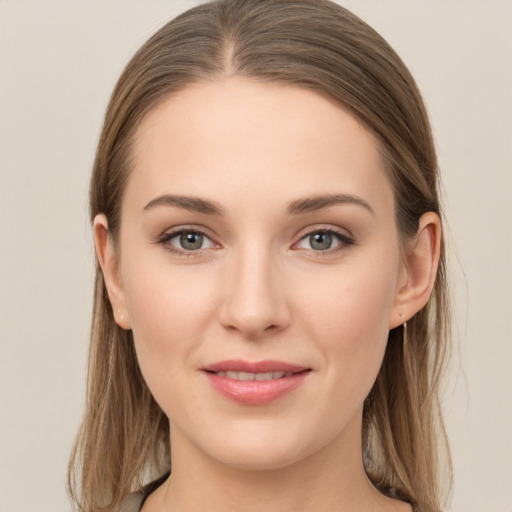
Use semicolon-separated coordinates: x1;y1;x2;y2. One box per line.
296;230;348;252
167;231;214;251
309;232;334;251
179;232;204;250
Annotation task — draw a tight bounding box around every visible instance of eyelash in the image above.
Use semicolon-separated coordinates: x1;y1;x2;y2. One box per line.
293;227;355;255
156;226;355;257
156;227;216;258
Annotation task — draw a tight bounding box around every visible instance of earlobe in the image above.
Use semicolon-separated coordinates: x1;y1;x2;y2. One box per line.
389;212;441;329
93;214;132;330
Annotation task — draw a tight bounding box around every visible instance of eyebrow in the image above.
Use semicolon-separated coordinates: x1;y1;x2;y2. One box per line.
286;194;374;216
143;194;225;215
142;193;374;216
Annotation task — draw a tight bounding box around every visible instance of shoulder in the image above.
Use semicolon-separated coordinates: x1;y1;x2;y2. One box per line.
117;492;144;512
117;472;170;512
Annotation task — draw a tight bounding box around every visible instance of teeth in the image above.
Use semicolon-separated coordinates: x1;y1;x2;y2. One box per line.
255;372;278;381
216;371;293;381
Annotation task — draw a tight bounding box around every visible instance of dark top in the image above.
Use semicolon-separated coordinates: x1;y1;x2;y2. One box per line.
119;472;418;512
118;472;170;512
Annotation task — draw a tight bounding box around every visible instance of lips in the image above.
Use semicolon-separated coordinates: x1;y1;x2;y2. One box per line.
212;370;294;381
201;360;311;405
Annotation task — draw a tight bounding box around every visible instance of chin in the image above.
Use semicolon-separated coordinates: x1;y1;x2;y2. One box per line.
209;442;310;472
193;418;340;472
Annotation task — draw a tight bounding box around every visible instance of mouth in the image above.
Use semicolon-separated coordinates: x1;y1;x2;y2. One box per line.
201;360;311;405
209;370;296;381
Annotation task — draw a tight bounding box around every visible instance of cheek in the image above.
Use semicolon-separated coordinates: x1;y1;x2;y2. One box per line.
122;237;218;333
295;248;400;390
120;254;219;399
298;251;399;336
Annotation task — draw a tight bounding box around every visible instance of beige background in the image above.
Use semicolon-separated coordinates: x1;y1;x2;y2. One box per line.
0;1;510;511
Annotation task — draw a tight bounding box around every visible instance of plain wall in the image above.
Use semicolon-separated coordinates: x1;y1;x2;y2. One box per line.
0;1;510;511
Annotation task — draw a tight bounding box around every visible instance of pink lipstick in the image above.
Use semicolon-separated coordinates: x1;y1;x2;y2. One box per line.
201;360;311;405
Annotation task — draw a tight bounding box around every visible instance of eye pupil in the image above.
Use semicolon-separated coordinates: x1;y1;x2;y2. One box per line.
310;232;332;250
180;232;203;250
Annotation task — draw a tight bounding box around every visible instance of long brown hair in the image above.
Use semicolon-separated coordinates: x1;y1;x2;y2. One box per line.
68;1;452;510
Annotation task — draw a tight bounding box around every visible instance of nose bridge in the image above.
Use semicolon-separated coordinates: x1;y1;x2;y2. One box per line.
220;240;289;338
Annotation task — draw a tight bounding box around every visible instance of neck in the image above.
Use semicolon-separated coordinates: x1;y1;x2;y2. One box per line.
146;416;406;512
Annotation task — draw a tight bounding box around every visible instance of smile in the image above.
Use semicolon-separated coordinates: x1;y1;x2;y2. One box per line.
202;360;311;405
212;371;294;380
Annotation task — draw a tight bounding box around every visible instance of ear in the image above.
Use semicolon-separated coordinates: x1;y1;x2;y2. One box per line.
93;214;132;330
389;212;441;329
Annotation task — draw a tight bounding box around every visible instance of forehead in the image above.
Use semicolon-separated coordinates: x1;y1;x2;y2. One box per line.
126;77;394;218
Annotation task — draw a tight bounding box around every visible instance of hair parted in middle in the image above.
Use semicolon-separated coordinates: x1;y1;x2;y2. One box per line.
69;2;451;512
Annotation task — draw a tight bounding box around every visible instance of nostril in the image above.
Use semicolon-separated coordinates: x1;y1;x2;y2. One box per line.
218;276;292;338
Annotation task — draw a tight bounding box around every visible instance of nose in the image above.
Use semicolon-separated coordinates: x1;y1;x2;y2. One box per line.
219;246;291;339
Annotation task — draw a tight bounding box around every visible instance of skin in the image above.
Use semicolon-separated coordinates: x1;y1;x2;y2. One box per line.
95;77;440;512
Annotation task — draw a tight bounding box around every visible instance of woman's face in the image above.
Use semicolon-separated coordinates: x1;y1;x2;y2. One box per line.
102;77;411;470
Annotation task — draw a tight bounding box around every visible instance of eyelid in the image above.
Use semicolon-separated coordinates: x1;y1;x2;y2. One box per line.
154;223;354;256
292;225;355;253
155;225;220;256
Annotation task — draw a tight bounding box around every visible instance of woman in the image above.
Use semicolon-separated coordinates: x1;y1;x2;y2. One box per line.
68;1;452;511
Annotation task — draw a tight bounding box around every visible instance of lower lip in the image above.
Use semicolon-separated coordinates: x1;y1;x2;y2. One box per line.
203;371;310;405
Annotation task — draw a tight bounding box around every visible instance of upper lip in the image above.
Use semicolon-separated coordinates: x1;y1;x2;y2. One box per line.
202;359;309;373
